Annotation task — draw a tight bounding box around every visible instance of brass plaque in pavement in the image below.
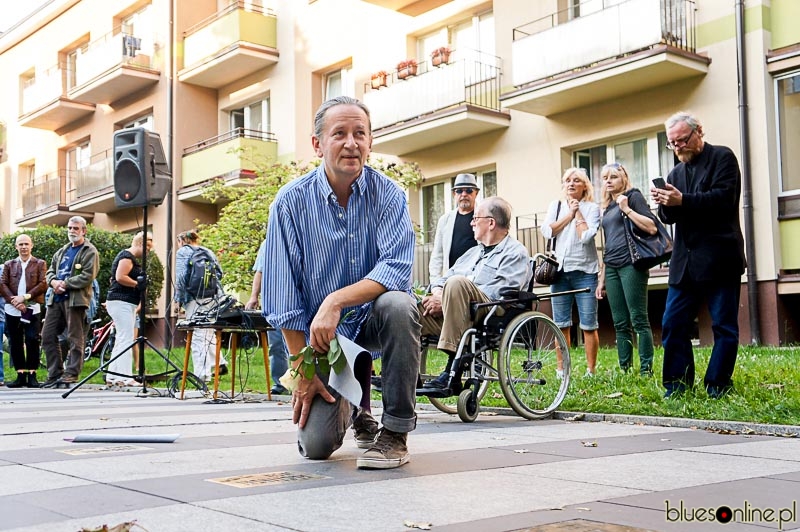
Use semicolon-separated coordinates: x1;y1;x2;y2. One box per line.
514;520;657;532
59;445;153;455
206;471;329;488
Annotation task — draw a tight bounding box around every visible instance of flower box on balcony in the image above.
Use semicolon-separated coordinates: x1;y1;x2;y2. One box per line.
371;70;388;89
431;46;451;67
396;59;418;80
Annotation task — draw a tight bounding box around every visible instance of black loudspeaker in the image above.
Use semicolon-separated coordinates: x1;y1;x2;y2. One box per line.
113;127;171;208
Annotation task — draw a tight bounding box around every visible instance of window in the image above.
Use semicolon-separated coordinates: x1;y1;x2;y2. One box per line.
120;5;153;57
777;71;800;194
572;132;673;203
230;98;270;135
67;142;91;172
66;43;89;90
422;182;446;244
122;114;154;131
418;11;495;67
325;67;353;99
421;169;497;243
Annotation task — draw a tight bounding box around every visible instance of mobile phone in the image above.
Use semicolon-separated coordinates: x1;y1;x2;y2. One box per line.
652;177;667;190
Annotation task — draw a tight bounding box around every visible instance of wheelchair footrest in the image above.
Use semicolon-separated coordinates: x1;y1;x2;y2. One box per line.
415;387;453;398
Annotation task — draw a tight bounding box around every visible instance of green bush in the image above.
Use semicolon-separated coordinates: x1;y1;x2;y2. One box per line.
0;225;164;316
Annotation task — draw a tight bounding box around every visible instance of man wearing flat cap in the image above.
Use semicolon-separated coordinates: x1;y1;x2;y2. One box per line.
428;173;480;281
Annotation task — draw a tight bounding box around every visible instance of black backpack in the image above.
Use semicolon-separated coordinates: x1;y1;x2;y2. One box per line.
184;246;222;299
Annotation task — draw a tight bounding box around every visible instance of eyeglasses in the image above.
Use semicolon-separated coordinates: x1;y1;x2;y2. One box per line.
453;187;476;195
472;216;494;222
665;129;696;150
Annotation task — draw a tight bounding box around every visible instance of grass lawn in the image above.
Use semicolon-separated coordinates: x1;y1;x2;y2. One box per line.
375;344;800;427
10;342;797;428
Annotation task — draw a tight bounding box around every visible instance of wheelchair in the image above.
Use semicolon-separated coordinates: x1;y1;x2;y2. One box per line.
413;282;589;423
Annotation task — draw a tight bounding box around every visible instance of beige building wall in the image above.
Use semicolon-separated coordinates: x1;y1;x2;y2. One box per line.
1;0;799;344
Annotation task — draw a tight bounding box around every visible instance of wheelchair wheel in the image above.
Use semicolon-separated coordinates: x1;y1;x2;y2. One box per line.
498;311;570;420
429;348;495;415
457;388;480;423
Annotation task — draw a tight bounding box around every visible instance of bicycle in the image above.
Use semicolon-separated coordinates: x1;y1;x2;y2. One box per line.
84;318;116;367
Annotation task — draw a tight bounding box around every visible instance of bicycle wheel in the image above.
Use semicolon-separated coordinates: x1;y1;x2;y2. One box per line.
99;331;115;369
497;311;570;420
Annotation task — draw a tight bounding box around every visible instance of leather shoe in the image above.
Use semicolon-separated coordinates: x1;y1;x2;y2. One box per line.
26;373;39;388
270;385;288;395
421;371;449;390
6;374;27;388
217;364;229;376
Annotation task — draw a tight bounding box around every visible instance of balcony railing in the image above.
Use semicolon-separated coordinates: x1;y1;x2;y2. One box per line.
182;128;277;188
364;51;502;131
67;149;113;202
74;31;153;90
22;175;64;215
21;63;65;115
182;0;277;68
510;0;696;87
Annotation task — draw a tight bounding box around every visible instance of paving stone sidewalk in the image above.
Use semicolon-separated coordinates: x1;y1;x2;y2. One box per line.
0;385;798;532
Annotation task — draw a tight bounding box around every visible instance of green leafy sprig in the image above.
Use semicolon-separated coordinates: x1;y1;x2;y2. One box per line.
289;311;354;381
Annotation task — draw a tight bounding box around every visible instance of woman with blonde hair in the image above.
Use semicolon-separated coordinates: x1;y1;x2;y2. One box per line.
595;163;657;375
105;231;152;387
541;168;601;377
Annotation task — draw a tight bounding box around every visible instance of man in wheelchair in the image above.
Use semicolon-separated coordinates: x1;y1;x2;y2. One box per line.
419;196;532;393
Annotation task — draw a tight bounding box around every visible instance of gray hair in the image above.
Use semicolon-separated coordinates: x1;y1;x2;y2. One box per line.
665;111;702;132
313;96;372;138
69;216;88;229
481;196;512;230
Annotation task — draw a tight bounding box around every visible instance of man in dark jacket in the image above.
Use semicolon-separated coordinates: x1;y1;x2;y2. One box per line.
652;111;746;399
0;234;48;388
41;216;100;388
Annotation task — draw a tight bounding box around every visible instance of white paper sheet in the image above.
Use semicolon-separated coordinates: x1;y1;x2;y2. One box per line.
328;334;372;406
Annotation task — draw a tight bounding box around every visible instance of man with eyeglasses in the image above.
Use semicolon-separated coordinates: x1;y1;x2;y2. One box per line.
40;216;100;389
652;111;746;400
419;196;531;391
428;173;480;281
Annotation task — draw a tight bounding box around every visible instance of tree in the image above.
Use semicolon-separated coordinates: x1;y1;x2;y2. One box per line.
0;225;165;319
198;153;423;295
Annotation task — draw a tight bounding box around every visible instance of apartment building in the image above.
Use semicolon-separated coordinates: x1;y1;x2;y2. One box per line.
0;0;798;345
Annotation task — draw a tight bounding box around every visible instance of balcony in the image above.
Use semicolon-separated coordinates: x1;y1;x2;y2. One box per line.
17;174;89;227
501;0;709;116
67;149;117;213
360;0;451;16
18;64;95;131
178;1;278;89
179;128;278;202
364;52;510;156
67;32;160;105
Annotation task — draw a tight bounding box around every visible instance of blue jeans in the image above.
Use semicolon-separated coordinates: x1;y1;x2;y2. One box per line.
551;270;599;330
267;329;289;387
662;281;740;393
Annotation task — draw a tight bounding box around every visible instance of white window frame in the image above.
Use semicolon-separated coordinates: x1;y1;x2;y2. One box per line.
775;69;800;196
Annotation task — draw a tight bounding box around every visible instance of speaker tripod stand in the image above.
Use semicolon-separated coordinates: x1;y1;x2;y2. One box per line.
62;205;200;398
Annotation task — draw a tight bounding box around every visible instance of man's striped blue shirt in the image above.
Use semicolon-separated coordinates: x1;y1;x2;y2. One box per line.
262;164;414;341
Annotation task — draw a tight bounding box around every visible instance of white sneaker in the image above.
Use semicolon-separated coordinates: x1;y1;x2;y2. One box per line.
585;369;595;378
556;369;564;380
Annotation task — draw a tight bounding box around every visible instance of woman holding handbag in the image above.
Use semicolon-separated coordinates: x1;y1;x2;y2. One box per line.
595;163;657;375
542;168;601;377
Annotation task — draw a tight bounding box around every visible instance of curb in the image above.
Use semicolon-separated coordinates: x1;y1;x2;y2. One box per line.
77;385;799;438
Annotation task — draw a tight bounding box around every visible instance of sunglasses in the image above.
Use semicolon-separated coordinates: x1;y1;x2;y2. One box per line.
453;188;475;195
